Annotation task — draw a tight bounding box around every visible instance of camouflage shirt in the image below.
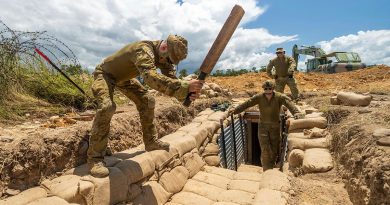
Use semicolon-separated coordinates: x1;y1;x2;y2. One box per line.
266;56;296;77
100;40;188;101
233;92;300;124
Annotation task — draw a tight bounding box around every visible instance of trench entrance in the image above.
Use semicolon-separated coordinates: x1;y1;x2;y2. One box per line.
244;112;262;166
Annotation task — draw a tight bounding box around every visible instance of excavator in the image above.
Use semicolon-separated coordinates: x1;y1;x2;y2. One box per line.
292;44;366;73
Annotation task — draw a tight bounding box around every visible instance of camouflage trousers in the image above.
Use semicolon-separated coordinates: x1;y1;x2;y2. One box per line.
87;67;157;163
275;77;300;100
258;123;281;171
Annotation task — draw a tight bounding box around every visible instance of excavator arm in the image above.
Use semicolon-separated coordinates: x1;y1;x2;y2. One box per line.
292;44;327;71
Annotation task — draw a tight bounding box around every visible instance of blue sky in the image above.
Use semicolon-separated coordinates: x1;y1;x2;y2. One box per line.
1;0;389;71
247;0;390;56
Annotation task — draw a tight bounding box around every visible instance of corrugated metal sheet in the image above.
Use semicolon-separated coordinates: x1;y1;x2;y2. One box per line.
218;116;247;170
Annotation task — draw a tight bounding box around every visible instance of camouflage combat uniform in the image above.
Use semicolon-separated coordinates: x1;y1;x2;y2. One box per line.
88;39;188;164
233;92;300;171
266;56;300;100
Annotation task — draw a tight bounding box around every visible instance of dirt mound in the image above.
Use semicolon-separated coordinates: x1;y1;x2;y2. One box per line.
208;65;390;96
0;96;227;198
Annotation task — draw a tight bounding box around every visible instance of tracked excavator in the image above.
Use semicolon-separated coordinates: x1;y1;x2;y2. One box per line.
292;44;366;73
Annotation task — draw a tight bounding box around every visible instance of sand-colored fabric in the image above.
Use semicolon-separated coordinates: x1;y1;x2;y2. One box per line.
288;132;307;139
192;115;209;123
237;164;263;173
288;149;305;168
217;190;255;205
182;179;225;201
131;181;172;205
203;166;236;180
127;183;142;202
187;128;209;149
161;133;197;157
202;143;219;157
337;91;372;106
115;152;155;184
159;166;189;194
0;187;48;205
304;112;324;118
288;117;327;131
65;156;122;177
41;175;94;205
208;111;228;122
178;122;202;133
259;169;290;192
78;167;128;205
233;172;262;182
204;156;220;166
253;188;287;205
170;191;214;205
303;148;334;173
149;150;174;170
192;171;230;189
303;127;328;139
28;196;71;205
199;121;220;139
183;150;205;178
228;179;260;194
212;202;240;205
288;137;328;150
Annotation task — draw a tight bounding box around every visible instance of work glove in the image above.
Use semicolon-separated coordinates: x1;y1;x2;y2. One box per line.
294;113;305;119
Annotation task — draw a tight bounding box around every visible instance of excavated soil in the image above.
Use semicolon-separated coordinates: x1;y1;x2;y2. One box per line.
0;96;227;197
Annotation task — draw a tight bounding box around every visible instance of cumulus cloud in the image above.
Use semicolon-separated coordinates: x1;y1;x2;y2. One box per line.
317;30;390;66
0;0;296;71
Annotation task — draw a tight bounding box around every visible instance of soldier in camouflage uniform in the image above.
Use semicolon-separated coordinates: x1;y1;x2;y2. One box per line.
266;48;300;101
88;35;203;177
229;80;303;171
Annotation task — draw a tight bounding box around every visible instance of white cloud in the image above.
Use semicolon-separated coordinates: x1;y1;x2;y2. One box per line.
0;0;296;71
317;30;390;66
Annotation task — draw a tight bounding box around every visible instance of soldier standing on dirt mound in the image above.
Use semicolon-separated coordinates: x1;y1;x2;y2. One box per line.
229;80;304;171
88;35;203;178
266;48;300;101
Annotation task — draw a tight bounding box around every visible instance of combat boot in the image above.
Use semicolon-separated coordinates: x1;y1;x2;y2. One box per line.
145;139;170;152
89;161;109;178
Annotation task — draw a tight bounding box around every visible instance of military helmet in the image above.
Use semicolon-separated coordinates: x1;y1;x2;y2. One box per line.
166;34;188;64
262;80;275;89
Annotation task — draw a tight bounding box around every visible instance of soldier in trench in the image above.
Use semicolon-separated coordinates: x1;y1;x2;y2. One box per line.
229;80;304;171
88;35;203;178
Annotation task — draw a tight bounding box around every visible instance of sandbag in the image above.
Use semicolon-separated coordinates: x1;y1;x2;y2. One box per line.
161;133;196;157
253;188;287;205
159;166;189;194
212;202;240;205
217;190;255;205
305;108;319;114
187;128;209;149
29;196;71;205
198;108;214;116
305;112;324;118
149;150;174;170
288;149;304;168
228;180;260;194
259;170;290;192
303;127;328;139
202;143;220;157
115;152;155;184
288;137;328;150
127;183;142;202
82;167;128;205
131;181;172;205
303;148;333;173
203;166;236;180
204;156;220;166
170;191;214;205
289;117;327;131
1;187;48;205
182;179;225;201
199;121;220;139
208;111;228;122
237;164;263;173
233;172;262;182
337;91;372;106
178;122;202;133
65;156;122;177
183;149;205;177
192;115;209;123
288;133;306;139
41;175;94;205
192;171;230;189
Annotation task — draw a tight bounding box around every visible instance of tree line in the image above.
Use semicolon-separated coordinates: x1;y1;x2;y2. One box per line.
177;66;267;78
